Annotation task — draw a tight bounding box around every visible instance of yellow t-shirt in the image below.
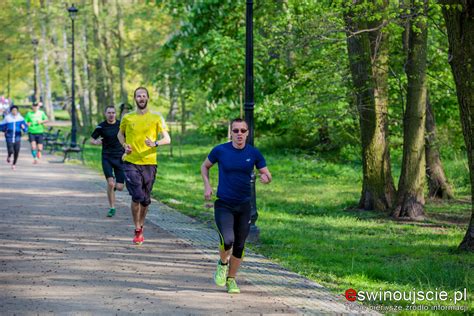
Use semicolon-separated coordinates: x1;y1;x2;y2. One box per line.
120;111;167;165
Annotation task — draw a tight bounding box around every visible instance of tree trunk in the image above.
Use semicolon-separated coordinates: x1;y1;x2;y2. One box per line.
441;1;474;251
344;0;395;212
50;28;69;102
425;94;454;199
392;0;428;220
116;0;127;105
102;32;115;106
40;0;54;121
179;85;186;133
168;79;178;122
78;0;92;129
61;28;71;109
100;4;115;106
93;0;107;117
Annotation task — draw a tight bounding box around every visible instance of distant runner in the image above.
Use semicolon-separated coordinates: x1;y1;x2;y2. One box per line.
1;106;28;170
91;105;125;218
24;102;49;164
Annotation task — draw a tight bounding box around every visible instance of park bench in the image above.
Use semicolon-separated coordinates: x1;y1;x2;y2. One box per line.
45;130;62;152
50;132;70;153
62;137;86;164
43;127;55;150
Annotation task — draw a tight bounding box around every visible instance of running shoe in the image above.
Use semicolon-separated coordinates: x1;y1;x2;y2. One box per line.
33;159;38;164
214;260;228;287
107;208;116;217
133;228;144;245
11;165;16;170
226;277;240;294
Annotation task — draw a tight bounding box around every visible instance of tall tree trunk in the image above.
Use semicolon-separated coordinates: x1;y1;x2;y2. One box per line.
441;1;474;251
27;0;42;104
179;84;186;133
392;0;428;220
61;28;71;110
40;0;54;121
400;0;453;201
344;0;395;211
281;0;295;79
116;0;127;105
101;4;115;106
79;0;92;128
51;28;70;102
93;0;107;117
425;94;454;199
167;78;178;121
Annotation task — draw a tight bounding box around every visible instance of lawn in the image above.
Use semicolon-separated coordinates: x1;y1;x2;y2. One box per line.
82;129;473;312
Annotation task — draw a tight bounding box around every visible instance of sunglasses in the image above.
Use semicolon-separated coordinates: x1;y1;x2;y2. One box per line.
232;128;248;134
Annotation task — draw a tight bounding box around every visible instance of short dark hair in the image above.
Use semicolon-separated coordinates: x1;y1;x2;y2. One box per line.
32;103;39;107
104;105;116;113
230;118;248;128
134;87;149;98
10;105;18;111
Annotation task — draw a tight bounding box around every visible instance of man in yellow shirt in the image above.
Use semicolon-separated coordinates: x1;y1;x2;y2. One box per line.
118;87;171;245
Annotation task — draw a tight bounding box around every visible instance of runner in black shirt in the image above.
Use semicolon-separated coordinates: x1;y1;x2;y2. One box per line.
91;105;125;217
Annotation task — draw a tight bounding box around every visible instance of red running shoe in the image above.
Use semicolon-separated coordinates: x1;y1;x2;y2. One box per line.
133;228;144;245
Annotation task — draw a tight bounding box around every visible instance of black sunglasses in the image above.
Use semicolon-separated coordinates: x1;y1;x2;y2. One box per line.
232;128;248;134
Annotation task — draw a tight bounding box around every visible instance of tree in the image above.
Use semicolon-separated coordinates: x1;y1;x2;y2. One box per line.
344;0;396;211
441;0;474;251
392;0;428;219
425;94;453;199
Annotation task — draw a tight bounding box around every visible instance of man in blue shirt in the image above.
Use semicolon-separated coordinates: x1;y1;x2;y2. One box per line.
201;118;272;294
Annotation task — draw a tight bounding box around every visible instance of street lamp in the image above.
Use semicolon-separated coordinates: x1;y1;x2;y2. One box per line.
32;39;39;103
244;0;259;241
68;4;78;148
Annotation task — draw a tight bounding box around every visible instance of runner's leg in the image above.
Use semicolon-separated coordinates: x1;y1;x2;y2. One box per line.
13;141;21;165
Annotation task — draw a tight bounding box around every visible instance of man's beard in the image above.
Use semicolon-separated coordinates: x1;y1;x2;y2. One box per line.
136;100;148;110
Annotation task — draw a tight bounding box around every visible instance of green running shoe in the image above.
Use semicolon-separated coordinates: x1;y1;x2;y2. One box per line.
226;277;240;294
214;260;228;286
107;208;116;217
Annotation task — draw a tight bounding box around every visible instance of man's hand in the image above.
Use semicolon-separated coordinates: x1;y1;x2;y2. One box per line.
123;143;132;154
145;137;156;147
204;185;213;200
260;173;270;184
93;139;102;145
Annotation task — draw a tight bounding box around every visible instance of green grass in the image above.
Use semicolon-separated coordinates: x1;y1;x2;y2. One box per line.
81;130;473;312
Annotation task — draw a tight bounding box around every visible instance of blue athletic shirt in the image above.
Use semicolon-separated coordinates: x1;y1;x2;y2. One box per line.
208;142;266;204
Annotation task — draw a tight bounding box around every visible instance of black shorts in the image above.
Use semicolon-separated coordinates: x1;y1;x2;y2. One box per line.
214;199;251;259
102;155;125;184
28;133;44;144
123;162;157;207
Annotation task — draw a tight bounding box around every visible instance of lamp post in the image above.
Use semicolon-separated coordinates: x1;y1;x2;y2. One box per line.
68;4;78;148
244;0;259;241
32;39;39;103
7;54;12;99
